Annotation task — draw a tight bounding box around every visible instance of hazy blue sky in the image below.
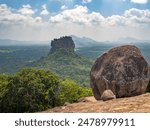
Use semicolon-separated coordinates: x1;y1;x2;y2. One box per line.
0;0;150;41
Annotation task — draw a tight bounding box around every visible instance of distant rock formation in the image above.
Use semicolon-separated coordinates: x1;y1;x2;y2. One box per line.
90;45;150;100
50;36;75;53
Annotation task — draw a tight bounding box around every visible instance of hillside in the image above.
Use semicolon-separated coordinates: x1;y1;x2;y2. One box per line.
43;93;150;113
32;49;93;86
31;36;93;86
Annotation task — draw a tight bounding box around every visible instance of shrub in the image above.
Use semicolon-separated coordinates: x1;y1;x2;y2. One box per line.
0;68;60;112
0;69;93;113
59;79;93;104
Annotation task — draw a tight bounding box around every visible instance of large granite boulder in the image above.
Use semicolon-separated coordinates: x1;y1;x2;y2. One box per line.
90;45;150;100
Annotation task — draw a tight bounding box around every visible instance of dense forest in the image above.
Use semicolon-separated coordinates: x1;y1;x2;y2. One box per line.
31;48;93;87
0;45;49;73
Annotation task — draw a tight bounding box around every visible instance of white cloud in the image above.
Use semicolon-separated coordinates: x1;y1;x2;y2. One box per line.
50;5;104;25
0;4;11;15
22;4;31;8
82;0;92;3
0;4;150;41
0;4;47;41
49;6;150;27
124;8;150;25
48;6;150;41
124;8;150;18
0;4;43;26
106;15;126;26
35;17;43;23
40;4;49;16
130;0;148;4
18;4;35;15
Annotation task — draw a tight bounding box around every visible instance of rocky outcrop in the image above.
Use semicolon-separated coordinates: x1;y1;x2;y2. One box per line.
50;36;75;53
43;93;150;113
90;45;150;100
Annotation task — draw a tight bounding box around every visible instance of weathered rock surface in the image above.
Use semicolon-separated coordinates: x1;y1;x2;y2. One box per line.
50;36;75;53
101;90;116;101
42;93;150;113
90;45;150;100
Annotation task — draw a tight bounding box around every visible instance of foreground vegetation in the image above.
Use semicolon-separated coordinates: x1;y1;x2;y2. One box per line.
0;68;92;113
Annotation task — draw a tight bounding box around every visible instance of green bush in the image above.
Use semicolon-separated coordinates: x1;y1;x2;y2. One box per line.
59;79;93;104
0;68;93;113
0;74;9;108
0;68;60;112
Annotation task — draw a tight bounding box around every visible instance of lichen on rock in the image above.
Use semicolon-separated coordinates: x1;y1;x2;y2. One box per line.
90;45;150;100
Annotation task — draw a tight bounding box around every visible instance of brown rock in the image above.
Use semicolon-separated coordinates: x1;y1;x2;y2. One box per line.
90;45;150;100
101;90;116;101
42;93;150;113
50;36;75;53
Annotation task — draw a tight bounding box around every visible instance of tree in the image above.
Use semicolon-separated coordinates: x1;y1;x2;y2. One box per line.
59;79;93;104
0;68;60;112
0;68;93;113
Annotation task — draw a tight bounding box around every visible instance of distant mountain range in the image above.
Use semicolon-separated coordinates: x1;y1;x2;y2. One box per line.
0;36;150;47
71;35;100;47
0;36;100;47
117;37;150;44
0;39;49;46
